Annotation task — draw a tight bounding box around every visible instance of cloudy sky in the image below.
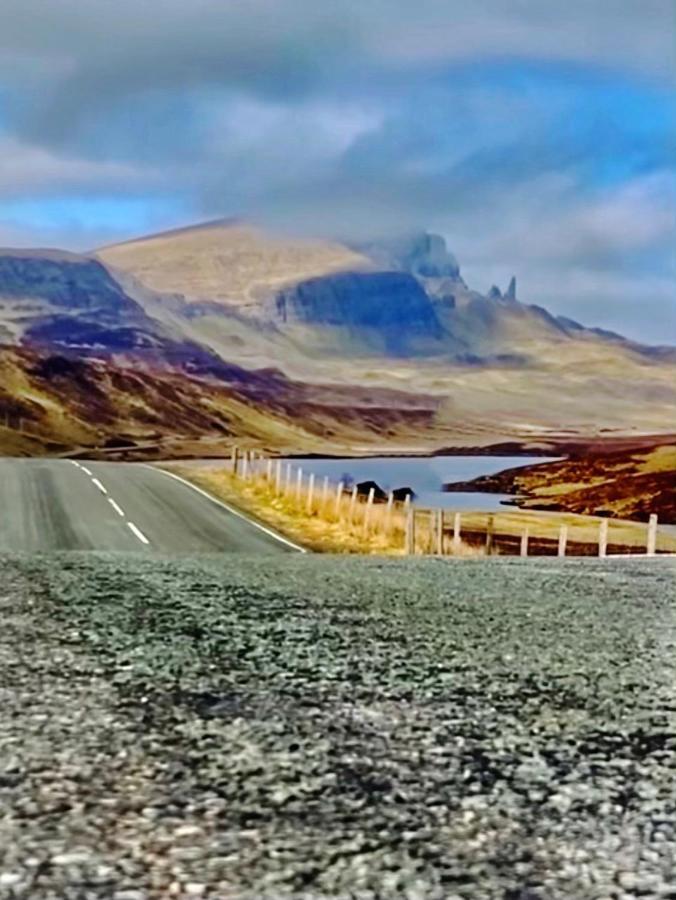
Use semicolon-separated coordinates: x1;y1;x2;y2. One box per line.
0;0;674;342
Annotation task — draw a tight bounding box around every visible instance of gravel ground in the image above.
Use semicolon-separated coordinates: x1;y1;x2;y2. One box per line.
1;553;675;900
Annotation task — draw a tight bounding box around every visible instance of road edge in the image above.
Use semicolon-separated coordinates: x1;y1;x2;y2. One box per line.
145;465;308;554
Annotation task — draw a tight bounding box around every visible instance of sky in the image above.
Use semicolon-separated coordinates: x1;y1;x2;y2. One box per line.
0;0;674;343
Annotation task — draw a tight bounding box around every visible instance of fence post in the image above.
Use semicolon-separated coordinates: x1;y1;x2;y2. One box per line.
321;475;330;508
520;526;529;557
285;463;293;495
296;467;303;501
231;445;239;476
453;512;462;554
349;485;358;523
405;503;415;555
436;509;444;555
485;515;494;556
363;487;375;536
241;453;249;481
334;481;344;518
647;514;658;556
598;519;609;558
275;460;283;492
266;458;273;481
385;492;394;533
306;472;315;514
558;524;568;558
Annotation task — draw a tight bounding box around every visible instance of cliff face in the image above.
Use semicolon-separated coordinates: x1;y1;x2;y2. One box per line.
0;252;145;325
271;271;444;354
0;250;235;376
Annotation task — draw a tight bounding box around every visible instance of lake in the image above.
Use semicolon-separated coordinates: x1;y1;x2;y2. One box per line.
283;456;558;511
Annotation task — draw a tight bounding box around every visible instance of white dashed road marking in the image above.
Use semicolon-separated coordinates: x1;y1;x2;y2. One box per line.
127;522;150;545
108;498;125;517
71;462;148;546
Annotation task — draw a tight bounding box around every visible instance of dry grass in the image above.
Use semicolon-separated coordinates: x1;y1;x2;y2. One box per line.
168;461;481;556
168;457;676;557
451;508;676;555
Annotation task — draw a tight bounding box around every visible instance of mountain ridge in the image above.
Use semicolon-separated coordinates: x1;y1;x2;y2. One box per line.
1;220;675;455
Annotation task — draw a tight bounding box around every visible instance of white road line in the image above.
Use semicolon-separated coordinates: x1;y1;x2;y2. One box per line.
108;497;125;517
91;478;107;495
81;466;93;476
127;521;150;545
145;465;307;553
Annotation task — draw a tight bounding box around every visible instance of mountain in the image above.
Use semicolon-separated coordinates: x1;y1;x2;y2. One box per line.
97;219;675;368
1;220;675;456
0;345;442;458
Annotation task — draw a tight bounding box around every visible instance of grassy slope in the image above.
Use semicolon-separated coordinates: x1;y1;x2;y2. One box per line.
447;444;676;524
98;222;676;440
0;347;442;458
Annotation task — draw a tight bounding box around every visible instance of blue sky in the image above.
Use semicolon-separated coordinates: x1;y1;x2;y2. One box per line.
0;0;674;342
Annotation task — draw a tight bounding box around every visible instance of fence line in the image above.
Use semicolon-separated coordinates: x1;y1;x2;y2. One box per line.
226;446;670;558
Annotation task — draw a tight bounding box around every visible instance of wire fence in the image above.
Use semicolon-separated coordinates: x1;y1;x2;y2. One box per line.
231;447;672;558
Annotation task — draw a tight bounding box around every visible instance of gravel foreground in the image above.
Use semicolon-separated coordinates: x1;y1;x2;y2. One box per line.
1;554;675;900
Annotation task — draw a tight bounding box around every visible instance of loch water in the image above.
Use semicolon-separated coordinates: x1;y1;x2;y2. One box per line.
283;456;558;511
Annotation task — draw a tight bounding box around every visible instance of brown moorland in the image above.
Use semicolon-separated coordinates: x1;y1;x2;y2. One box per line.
444;442;676;524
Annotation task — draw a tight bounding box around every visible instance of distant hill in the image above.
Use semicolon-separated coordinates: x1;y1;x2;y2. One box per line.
0;220;675;455
97;219;676;366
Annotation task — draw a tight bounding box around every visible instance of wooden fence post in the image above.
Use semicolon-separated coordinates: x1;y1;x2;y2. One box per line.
275;460;282;492
385;492;394;533
231;445;239;476
266;458;273;481
363;487;375;536
436;509;444;555
306;472;315;514
520;526;529;557
321;475;330;508
485;515;494;556
296;467;303;501
453;512;461;553
558;524;568;558
334;481;344;518
241;453;249;481
405;503;415;555
598;519;609;558
285;463;292;495
349;485;358;523
647;514;658;556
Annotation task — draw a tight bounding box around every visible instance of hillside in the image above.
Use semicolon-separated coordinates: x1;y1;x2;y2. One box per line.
0;222;675;456
0;346;444;458
444;443;676;523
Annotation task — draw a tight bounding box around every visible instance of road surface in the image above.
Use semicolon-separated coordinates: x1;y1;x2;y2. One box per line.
0;458;299;554
1;554;675;898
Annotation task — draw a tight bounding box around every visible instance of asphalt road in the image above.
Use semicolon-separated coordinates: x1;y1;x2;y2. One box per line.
1;553;675;899
0;458;299;554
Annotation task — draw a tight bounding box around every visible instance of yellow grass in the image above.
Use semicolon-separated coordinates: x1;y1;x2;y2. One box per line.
166;458;676;556
454;508;676;554
168;462;481;556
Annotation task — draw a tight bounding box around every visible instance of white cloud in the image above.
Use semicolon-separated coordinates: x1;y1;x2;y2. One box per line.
0;138;148;196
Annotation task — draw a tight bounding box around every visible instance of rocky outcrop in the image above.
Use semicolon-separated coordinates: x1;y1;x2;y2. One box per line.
271;271;444;355
0;251;145;325
358;231;464;282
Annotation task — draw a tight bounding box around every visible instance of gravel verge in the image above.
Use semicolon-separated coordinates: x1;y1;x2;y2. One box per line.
1;554;675;899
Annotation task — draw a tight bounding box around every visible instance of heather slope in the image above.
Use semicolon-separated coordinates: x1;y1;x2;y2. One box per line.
444;443;676;523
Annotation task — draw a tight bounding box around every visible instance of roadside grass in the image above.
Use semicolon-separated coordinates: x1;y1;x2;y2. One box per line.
166;464;482;556
457;508;676;555
164;462;676;556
